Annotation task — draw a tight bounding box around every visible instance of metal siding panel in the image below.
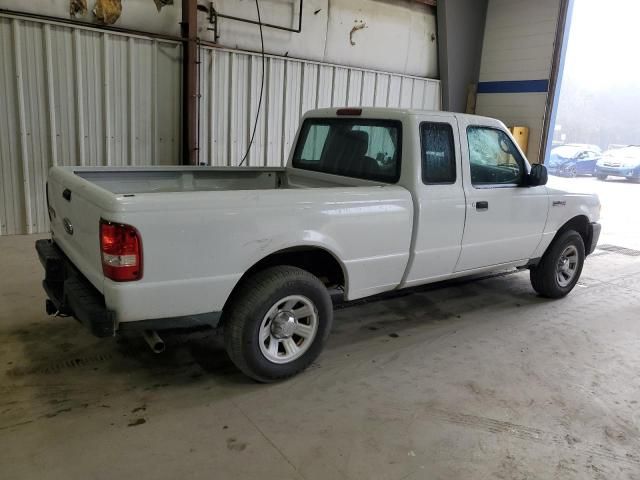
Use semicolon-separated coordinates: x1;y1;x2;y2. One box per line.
229;53;250;166
132;39;154;166
361;71;376;107
43;25;58;168
411;80;426;109
79;30;104;167
283;60;302;163
0;15;182;234
300;62;318;115
332;67;348;107
198;45;441;172
317;65;333;109
399;77;414;108
374;73;389;107
0;17;24;235
347;69;362;105
212;50;230;166
266;58;285;167
155;42;181;166
0;14;440;236
12;20;34;234
50;25;78;167
20;20;48;232
388;75;402;107
108;36;129;166
246;54;267;166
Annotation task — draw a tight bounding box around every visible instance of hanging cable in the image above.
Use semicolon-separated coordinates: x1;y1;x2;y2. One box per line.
238;0;265;167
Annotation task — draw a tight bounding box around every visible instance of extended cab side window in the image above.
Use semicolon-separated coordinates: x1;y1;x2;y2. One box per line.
467;127;525;187
421;122;456;184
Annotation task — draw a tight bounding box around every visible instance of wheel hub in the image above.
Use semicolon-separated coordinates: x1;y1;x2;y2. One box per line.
270;311;297;339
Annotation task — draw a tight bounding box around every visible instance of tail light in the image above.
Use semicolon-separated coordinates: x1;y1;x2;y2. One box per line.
100;220;143;282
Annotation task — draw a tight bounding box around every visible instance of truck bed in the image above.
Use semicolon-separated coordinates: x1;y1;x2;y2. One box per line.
74;166;373;195
47;165;413;323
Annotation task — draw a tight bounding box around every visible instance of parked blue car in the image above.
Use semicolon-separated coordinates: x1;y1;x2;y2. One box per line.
547;144;602;177
595;145;640;181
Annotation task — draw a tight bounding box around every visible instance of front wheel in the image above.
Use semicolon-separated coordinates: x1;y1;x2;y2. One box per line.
596;174;607;181
530;230;585;298
223;266;333;382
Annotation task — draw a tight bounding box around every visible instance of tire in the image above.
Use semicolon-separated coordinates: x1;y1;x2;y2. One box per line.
223;266;333;382
567;166;577;178
596;174;607;181
530;230;585;298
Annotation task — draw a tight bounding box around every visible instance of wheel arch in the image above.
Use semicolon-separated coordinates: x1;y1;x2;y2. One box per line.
221;245;348;315
551;214;591;255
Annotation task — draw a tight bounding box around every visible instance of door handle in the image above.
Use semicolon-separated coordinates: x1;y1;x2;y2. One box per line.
475;201;489;211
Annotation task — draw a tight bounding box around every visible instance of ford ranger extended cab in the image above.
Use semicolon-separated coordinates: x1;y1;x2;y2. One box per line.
37;108;601;381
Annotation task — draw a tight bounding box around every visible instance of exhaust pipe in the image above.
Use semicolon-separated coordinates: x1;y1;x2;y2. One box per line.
142;330;165;354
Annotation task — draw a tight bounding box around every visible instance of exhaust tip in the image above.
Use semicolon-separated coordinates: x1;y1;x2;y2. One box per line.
142;330;165;354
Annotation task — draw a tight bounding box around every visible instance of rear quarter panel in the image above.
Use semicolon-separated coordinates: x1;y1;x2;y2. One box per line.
103;186;413;323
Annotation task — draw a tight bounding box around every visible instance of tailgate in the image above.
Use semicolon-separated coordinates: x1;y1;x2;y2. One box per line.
48;171;105;293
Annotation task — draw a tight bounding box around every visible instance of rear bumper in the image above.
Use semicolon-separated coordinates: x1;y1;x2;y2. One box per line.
587;222;601;255
36;239;222;337
36;239;116;337
595;166;640;178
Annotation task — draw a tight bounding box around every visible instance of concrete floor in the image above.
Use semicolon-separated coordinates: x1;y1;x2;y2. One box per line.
1;234;640;480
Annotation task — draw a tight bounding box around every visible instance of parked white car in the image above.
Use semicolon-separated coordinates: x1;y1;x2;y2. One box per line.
595;145;640;181
37;108;601;381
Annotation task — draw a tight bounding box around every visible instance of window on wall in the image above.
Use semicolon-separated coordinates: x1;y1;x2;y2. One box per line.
467;127;525;186
421;122;456;184
292;119;402;183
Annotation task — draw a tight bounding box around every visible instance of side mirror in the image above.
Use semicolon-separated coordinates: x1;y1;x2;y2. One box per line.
527;164;548;186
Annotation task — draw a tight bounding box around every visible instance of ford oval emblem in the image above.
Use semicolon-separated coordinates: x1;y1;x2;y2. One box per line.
63;218;74;235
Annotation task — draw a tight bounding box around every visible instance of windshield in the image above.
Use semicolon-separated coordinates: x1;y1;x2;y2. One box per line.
292;118;402;183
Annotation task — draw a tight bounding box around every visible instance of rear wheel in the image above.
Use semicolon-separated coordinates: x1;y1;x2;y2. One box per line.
596;174;607;181
530;230;585;298
223;266;333;382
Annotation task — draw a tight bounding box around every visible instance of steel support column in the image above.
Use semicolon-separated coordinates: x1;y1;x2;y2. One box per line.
182;0;198;165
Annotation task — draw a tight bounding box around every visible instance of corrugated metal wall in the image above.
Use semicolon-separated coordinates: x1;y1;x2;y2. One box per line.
0;14;441;235
198;46;442;167
0;14;182;235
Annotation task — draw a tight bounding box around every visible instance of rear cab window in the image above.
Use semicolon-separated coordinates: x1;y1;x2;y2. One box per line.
292;118;402;183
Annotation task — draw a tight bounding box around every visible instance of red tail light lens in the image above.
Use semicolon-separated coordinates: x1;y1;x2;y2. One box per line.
100;220;143;282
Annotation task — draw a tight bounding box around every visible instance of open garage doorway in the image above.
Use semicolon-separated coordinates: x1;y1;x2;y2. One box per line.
548;0;640;250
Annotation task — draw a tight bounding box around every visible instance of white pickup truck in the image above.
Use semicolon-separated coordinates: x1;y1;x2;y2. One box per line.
37;107;601;381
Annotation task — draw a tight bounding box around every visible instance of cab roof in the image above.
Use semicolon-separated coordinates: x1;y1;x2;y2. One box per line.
304;107;501;125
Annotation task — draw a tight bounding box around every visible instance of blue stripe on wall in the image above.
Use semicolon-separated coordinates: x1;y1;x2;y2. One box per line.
477;79;550;94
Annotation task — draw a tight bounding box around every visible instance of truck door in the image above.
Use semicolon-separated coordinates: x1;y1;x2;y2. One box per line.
455;119;548;272
402;116;467;287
